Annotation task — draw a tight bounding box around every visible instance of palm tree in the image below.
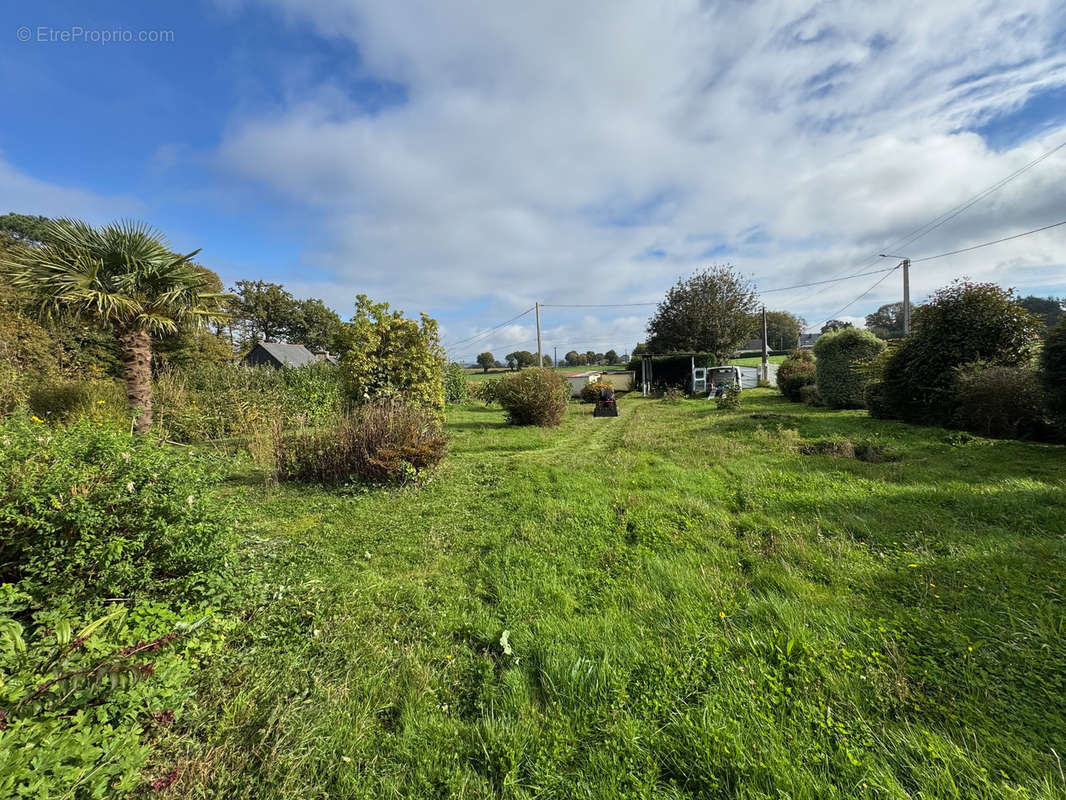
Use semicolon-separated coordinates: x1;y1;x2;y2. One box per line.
1;219;226;434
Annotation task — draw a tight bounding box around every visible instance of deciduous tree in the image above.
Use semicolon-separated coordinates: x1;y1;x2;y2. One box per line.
865;303;909;340
340;295;445;412
476;352;495;373
646;265;758;364
1018;295;1064;330
752;310;804;350
231;280;297;344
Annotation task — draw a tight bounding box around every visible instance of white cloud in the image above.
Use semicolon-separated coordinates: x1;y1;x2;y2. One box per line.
214;0;1066;357
0;152;142;224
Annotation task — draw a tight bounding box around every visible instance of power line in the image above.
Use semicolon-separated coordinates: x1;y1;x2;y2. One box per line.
885;137;1066;258
783;135;1066;306
911;218;1066;263
759;266;897;293
813;266;900;329
442;306;535;349
540;302;658;308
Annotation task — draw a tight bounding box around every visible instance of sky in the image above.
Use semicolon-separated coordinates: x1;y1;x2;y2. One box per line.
2;0;1066;361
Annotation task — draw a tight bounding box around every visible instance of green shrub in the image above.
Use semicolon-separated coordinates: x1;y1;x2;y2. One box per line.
0;588;227;800
26;379;129;427
863;380;891;418
953;364;1049;440
273;400;446;485
799;383;822;406
777;350;816;402
1042;316;1066;419
0;416;235;605
341;295;445;413
880;281;1041;425
579;380;614;404
443;363;469;405
278;363;344;425
473;378;501;406
497;368;569;427
779;372;816;402
776;349;814;384
715;384;741;409
812;328;885;409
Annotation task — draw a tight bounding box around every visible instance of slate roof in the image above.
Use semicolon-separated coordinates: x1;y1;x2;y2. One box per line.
243;342;337;368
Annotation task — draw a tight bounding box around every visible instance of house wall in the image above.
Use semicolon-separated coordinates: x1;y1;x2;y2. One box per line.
600;371;635;392
565;373;601;397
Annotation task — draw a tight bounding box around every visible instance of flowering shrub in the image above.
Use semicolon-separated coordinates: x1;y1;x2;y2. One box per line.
0;415;235;605
579;380;615;404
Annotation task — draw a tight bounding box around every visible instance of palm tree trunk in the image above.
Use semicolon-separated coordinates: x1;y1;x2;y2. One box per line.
119;328;153;434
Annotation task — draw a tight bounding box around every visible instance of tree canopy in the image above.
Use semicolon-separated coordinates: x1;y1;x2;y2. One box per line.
646;265;759;363
820;319;853;334
752;310;804;350
476;352;495;372
865;302;910;339
1018;295;1064;330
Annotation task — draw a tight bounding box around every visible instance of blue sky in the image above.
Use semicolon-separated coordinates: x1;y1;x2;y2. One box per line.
2;0;1066;359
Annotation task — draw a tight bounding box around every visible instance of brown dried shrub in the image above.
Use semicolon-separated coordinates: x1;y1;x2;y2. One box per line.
273;400;446;485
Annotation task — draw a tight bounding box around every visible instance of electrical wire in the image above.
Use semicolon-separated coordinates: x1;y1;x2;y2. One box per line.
759;266;897;293
782;135;1066;306
540;302;658;308
811;266;900;329
442;306;535;349
910;218;1066;263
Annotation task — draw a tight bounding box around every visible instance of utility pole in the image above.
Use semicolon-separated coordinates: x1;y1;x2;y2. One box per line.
879;254;912;336
535;302;543;366
761;306;769;382
553;345;557;368
902;258;911;335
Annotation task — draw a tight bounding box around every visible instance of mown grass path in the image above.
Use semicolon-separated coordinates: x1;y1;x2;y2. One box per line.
176;390;1066;799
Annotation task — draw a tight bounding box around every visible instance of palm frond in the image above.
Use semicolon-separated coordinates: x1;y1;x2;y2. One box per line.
2;217;224;333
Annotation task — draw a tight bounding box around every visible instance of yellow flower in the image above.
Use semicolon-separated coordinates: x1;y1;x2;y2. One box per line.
31;415;43;423
907;563;918;568
719;611;726;619
967;646;973;652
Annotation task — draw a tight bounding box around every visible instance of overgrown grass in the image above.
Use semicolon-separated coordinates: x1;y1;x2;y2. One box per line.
172;390;1066;798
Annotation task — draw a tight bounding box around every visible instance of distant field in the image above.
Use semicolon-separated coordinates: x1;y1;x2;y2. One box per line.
465;364;631;381
729;354;788;366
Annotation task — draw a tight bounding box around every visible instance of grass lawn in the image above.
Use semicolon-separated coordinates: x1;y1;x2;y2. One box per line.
729;355;788;366
177;390;1066;798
